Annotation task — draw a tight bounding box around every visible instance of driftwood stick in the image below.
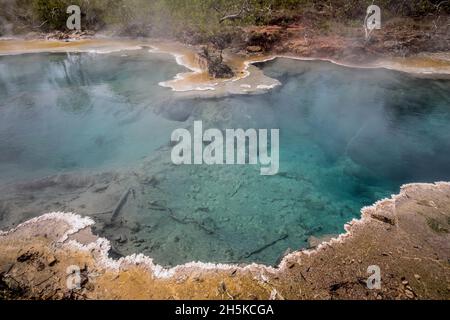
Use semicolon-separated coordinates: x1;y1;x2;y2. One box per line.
35;274;54;287
111;188;132;223
244;234;289;259
230;182;242;198
90;210;113;216
148;205;167;212
108;244;124;259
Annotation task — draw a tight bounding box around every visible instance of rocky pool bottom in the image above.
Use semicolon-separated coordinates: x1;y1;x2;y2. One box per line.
0;51;449;266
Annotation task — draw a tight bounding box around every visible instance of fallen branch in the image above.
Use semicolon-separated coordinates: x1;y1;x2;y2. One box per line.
108;244;124;259
90;210;113;216
219;0;251;23
230;182;242;198
166;208;216;235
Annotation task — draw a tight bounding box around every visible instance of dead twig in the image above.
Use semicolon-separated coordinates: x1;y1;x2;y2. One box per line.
90;210;113;216
230;182;242;198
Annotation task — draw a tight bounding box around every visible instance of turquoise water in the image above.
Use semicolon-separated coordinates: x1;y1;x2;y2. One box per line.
0;50;449;266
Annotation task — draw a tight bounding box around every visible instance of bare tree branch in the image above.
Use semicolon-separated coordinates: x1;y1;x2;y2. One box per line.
219;0;251;23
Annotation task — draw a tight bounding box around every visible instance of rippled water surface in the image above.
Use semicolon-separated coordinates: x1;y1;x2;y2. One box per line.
1;50;449;266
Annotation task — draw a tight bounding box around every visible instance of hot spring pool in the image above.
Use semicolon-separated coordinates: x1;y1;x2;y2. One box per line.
0;49;449;266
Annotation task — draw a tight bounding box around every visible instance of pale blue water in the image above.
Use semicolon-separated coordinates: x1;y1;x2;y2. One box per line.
0;52;183;181
0;50;449;266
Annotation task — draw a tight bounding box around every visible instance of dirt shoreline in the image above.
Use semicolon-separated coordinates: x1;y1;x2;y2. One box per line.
1;182;449;299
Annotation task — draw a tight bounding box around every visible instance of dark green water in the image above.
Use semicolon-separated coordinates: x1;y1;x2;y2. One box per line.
0;50;449;266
